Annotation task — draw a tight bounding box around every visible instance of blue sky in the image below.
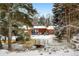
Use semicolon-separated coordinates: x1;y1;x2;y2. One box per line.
33;3;53;17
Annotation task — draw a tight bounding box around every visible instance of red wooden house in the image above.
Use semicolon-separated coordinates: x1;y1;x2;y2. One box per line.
32;26;54;35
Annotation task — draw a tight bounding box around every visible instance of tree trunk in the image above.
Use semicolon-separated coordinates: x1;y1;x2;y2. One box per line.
8;24;12;50
0;11;3;49
67;9;71;42
8;13;12;51
0;36;3;49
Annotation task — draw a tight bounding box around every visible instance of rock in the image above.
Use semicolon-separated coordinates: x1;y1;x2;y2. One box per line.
40;53;43;55
49;52;52;54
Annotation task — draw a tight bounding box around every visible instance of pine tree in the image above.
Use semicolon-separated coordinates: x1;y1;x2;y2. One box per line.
0;3;37;50
53;3;79;42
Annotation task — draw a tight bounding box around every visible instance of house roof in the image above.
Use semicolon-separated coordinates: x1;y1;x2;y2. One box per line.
33;26;47;29
33;26;54;29
47;26;54;29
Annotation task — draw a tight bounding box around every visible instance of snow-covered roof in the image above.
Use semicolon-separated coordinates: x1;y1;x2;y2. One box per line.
27;27;32;29
33;26;55;29
19;26;32;29
33;26;46;29
47;26;54;29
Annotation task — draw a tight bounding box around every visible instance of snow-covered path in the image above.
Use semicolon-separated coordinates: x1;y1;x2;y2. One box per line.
0;35;79;56
0;48;79;56
0;40;79;56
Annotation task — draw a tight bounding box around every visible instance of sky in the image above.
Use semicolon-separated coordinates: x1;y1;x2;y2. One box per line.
33;3;53;17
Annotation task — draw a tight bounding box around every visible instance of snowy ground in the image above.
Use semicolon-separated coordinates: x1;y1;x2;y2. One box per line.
31;35;56;45
0;45;79;56
0;35;79;56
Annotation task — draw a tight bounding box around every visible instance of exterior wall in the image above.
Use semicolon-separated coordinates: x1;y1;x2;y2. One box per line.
32;28;54;35
34;28;47;35
47;29;54;34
